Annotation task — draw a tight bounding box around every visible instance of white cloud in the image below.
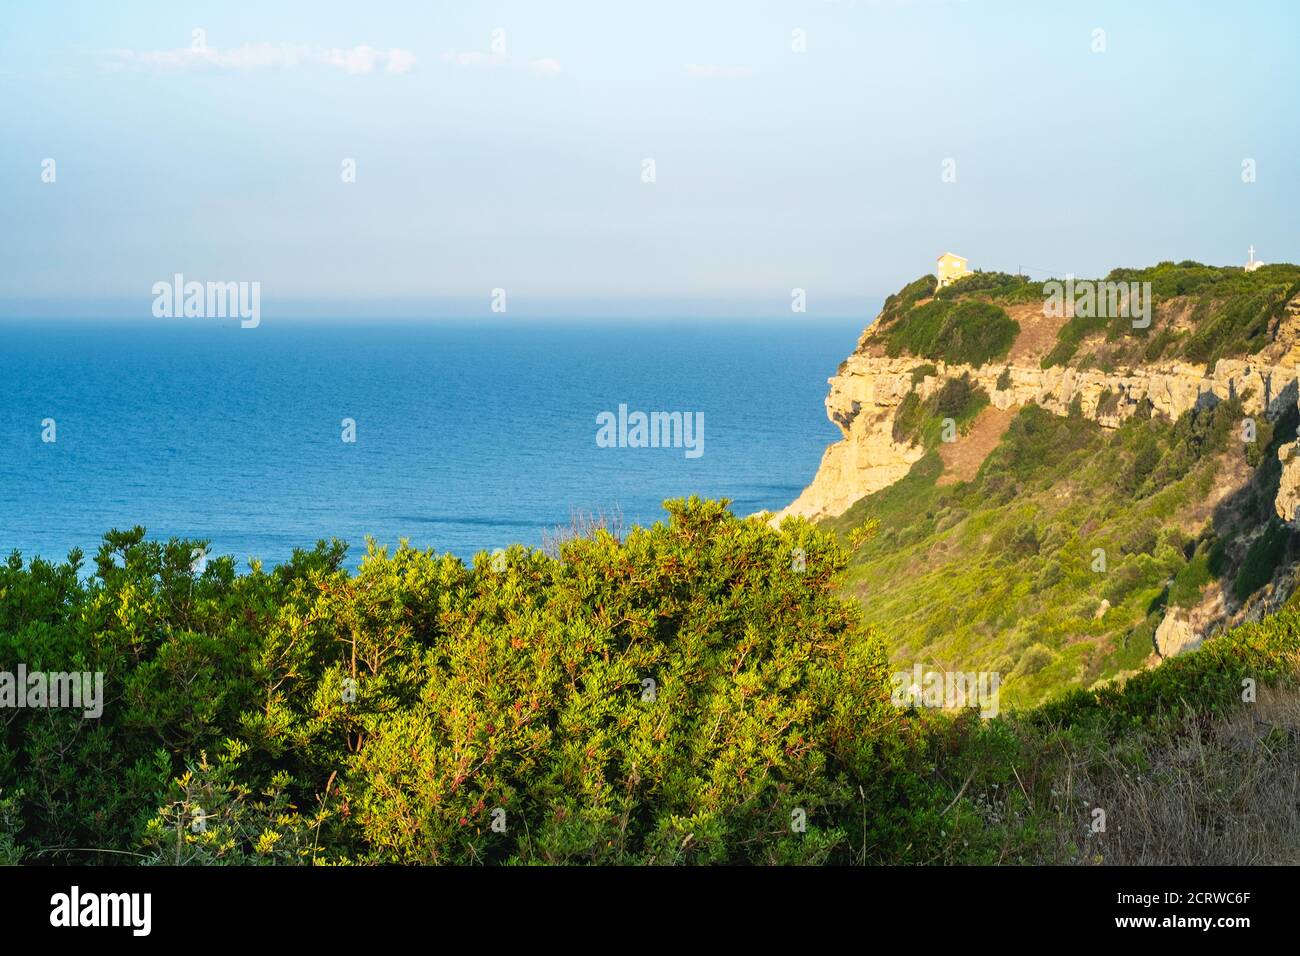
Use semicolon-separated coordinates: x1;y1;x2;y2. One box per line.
384;49;417;75
438;51;506;69
528;57;563;75
684;63;753;79
108;43;416;74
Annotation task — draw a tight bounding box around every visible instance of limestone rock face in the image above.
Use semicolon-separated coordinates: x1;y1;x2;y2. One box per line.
774;349;1300;524
1154;609;1203;658
1153;586;1231;659
1276;441;1300;524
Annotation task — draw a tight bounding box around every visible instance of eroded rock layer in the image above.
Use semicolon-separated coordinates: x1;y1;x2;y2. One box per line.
777;352;1300;523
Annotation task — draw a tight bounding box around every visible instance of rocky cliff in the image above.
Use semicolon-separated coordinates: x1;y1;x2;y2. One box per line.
773;264;1300;676
777;352;1300;523
777;270;1300;524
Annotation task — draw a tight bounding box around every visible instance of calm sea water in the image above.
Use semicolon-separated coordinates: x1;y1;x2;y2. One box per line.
0;317;861;570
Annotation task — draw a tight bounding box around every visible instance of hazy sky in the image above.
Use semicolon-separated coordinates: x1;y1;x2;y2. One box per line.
1;0;1295;316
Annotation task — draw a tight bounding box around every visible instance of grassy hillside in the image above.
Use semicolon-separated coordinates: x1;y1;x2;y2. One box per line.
824;385;1299;709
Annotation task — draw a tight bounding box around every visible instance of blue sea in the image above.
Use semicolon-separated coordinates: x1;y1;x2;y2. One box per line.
0;317;862;570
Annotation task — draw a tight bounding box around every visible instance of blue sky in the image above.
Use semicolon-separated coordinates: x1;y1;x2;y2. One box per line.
1;0;1295;317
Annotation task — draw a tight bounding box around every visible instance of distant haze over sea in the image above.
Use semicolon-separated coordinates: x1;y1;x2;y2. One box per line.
0;297;880;322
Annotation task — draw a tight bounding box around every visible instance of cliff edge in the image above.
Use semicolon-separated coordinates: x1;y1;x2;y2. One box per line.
778;263;1300;524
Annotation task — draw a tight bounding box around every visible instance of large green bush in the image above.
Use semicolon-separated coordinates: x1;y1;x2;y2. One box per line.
885;300;1019;367
891;374;988;447
0;500;912;865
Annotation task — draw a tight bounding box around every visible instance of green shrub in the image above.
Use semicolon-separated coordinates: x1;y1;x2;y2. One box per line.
875;275;937;330
1169;552;1213;608
934;271;1041;302
1119;436;1162;498
1041;308;1111;368
1235;518;1291;602
886;300;1019;367
1015;644;1055;676
892;392;925;444
988;522;1039;562
936;375;976;417
892;375;988;448
1040;262;1300;367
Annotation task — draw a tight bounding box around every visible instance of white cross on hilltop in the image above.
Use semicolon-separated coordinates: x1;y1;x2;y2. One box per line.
1246;245;1265;272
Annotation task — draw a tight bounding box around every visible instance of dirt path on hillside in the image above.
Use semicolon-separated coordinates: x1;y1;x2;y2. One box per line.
937;405;1017;485
1005;302;1069;365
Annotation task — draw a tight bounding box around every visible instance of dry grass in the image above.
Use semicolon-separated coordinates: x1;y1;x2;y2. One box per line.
1004;301;1071;365
936;405;1016;486
1052;686;1300;865
540;506;625;558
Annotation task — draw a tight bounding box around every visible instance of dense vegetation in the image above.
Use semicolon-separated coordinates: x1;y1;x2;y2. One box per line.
827;387;1299;709
3;499;1299;865
875;274;937;326
892;373;988;446
934;270;1044;304
870;271;1030;367
883;299;1020;367
0;502;894;865
870;262;1300;372
1041;261;1300;369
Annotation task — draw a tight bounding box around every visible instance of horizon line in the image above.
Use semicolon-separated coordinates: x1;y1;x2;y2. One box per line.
0;295;883;322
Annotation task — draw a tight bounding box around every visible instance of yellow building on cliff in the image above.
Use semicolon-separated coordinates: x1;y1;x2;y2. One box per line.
936;252;973;288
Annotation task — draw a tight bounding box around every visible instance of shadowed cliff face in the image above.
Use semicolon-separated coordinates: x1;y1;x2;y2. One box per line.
1275;441;1300;524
